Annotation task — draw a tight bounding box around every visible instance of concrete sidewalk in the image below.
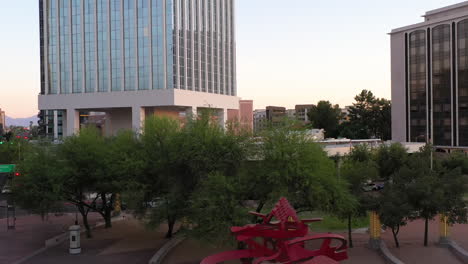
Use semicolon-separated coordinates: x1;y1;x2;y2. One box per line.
382;218;463;264
0;213;101;264
23;217;168;264
164;232;385;264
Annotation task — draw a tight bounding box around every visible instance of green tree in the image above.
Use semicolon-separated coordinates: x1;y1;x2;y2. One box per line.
100;131;142;227
189;172;249;244
307;101;342;138
58;127;113;236
339;144;378;247
373;143;408;180
378;182;411;248
135;112;250;238
340;90;391;140
13;143;63;219
242;123;353;218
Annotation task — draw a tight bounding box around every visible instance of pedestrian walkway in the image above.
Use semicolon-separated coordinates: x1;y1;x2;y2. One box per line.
163;232;384;264
23;217;168;264
0;213;101;264
381;218;463;264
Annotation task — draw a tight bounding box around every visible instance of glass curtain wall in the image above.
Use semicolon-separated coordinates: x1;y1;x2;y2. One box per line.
59;0;71;94
72;0;83;93
40;0;46;95
186;0;193;90
409;30;427;142
84;0;96;93
110;0;122;91
458;20;468;146
193;0;200;91
48;0;59;94
124;0;137;91
432;24;452;146
166;0;174;89
97;0;109;92
152;0;165;89
201;0;207;92
137;0;150;90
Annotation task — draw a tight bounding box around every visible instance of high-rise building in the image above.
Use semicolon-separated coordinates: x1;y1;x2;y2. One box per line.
38;0;238;138
391;2;468;148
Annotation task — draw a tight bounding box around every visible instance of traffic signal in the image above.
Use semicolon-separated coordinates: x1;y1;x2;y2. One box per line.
14;172;20;177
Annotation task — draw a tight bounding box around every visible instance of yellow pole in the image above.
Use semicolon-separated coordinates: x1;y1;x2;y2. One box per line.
114;194;121;214
369;211;381;239
439;214;450;239
368;211;381;249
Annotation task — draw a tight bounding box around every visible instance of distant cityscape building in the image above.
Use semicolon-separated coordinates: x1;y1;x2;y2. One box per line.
227;99;253;132
391;2;468;148
340;106;351;123
295;104;314;123
253;109;267;133
38;0;238;139
0;108;5;134
266;106;286;126
286;109;296;119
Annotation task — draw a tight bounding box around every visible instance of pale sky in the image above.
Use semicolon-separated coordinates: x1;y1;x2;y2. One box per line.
0;0;463;118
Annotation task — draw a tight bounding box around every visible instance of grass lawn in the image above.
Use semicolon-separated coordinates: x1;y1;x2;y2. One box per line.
298;211;369;232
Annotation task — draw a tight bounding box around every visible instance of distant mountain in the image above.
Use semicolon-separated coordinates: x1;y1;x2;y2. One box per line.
5;116;39;127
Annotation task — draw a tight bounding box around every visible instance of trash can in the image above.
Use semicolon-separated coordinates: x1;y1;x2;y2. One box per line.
69;225;81;254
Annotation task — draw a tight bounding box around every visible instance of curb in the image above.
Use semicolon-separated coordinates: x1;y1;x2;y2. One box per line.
148;235;186;264
446;239;468;263
373;239;405;264
12;214;127;264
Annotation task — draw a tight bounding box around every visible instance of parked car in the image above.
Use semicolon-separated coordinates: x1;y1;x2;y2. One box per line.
361;181;385;192
1;185;11;194
361;183;378;192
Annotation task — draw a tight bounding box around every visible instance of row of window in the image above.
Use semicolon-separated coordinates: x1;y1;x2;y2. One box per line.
408;21;468;146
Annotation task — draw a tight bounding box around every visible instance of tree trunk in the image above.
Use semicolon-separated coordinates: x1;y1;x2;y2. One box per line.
166;218;176;238
424;217;429;247
252;201;265;223
104;209;112;228
78;205;92;238
392;226;400;248
101;193;112;228
348;214;353;248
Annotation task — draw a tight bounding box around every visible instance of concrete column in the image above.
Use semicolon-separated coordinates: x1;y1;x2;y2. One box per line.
53;110;59;140
186;106;197;120
218;108;228;127
104;112;113;137
66;109;80;136
132;106;145;134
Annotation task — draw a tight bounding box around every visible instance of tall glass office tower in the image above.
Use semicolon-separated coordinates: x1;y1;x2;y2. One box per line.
40;0;236;95
39;0;239;138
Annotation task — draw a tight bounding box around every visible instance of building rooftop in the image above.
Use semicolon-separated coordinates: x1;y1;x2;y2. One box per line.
424;1;468;17
390;1;468;34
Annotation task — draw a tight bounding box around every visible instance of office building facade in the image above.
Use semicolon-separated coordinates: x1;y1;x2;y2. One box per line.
391;2;468;148
39;0;238;138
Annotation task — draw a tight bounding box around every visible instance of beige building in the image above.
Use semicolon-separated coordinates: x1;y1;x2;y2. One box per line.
391;2;468;148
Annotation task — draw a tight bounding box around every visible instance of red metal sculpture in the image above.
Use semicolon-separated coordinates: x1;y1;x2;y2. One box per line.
200;197;348;264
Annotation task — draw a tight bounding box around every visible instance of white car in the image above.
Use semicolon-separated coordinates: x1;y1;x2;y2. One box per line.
1;185;11;194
